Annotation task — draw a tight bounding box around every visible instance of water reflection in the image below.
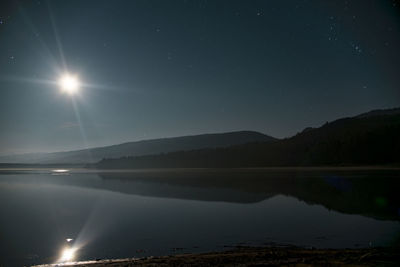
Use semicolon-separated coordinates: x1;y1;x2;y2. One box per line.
97;169;400;221
0;169;399;266
59;247;76;262
5;169;398;220
52;169;70;175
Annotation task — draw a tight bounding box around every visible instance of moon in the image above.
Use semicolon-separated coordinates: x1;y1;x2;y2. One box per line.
59;74;80;95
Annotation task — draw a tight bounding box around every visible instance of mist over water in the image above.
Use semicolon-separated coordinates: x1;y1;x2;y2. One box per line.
0;169;399;266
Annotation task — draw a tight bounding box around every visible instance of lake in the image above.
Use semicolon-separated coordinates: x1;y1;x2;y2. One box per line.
0;168;399;266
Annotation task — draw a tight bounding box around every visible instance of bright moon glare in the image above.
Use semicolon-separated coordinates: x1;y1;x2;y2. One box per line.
59;74;79;95
60;247;76;262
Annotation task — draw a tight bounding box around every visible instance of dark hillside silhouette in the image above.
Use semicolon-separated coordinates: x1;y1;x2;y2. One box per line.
96;108;400;168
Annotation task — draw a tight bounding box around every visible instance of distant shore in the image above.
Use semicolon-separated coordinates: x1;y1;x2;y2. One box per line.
33;246;400;266
1;165;400;174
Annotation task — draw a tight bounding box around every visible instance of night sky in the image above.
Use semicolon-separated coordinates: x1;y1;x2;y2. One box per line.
0;0;399;155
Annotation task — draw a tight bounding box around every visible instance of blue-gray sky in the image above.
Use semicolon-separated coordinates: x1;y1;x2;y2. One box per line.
0;0;399;155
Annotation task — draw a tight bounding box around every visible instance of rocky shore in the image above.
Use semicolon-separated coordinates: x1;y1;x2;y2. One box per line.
34;246;400;266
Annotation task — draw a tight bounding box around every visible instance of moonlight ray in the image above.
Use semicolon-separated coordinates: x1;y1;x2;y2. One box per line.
70;96;94;163
0;75;58;86
46;0;67;71
16;3;61;71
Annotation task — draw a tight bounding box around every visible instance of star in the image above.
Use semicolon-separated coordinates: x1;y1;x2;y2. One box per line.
350;42;362;54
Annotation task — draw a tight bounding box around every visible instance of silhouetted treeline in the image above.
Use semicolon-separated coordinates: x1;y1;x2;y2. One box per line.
96;110;400;168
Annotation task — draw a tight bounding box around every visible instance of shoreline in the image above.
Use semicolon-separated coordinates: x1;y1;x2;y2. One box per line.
32;246;400;266
1;165;400;174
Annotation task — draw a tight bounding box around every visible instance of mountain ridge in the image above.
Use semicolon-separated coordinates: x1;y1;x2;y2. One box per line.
1;107;399;165
96;107;400;168
0;131;275;164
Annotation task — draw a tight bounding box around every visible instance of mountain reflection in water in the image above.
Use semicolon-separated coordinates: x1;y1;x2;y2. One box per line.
99;169;400;221
0;169;399;267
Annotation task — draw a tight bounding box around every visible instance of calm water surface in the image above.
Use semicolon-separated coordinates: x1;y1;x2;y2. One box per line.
0;169;399;266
